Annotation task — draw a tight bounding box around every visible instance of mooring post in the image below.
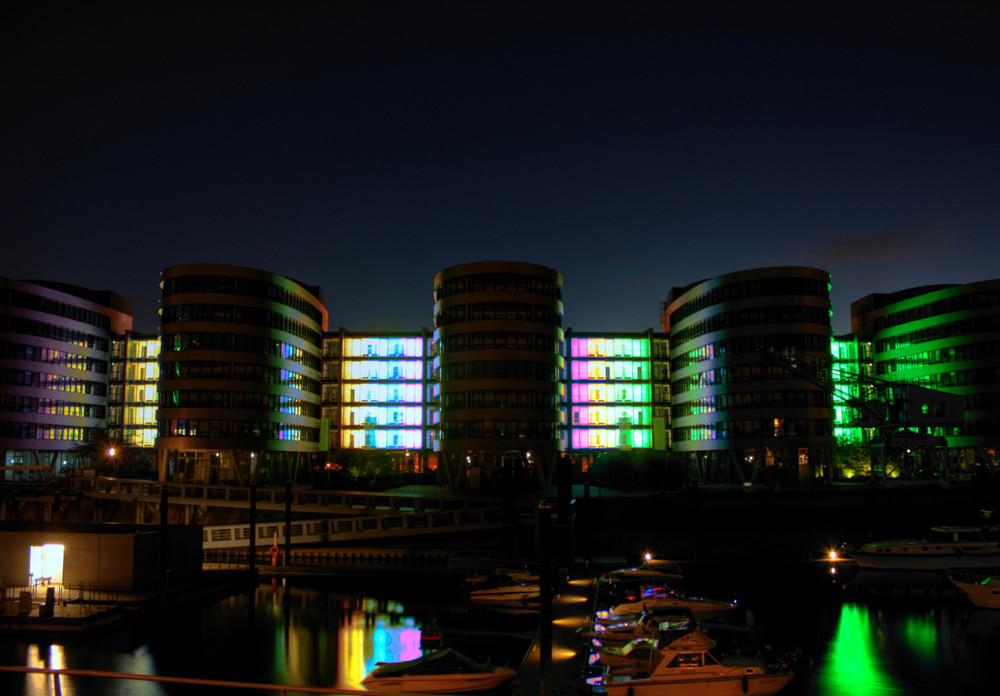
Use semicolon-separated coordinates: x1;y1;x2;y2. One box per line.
538;500;553;696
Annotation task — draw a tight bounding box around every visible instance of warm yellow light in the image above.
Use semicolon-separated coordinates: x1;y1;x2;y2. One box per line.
553;647;578;661
829;549;838;561
644;552;653;562
108;447;116;458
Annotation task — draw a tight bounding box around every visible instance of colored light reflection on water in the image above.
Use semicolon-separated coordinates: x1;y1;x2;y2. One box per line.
259;584;425;690
814;603;903;695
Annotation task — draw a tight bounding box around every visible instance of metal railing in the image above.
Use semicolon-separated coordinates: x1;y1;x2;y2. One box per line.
201;505;506;549
0;666;376;695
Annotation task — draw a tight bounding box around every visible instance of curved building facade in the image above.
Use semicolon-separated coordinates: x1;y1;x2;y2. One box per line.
1;279;132;478
851;279;1000;469
156;264;328;484
433;261;564;487
662;267;834;485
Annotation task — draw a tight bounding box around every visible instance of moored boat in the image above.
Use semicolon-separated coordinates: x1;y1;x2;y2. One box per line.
608;587;738;622
467;572;540;605
948;569;1000;609
361;648;517;693
846;524;1000;571
600;623;807;696
585;607;696;648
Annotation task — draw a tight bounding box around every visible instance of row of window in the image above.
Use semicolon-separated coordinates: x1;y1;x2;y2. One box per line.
159;389;320;416
158;419;319;441
674;417;832;441
435;302;562;327
161;274;325;324
0;315;109;351
876;315;1000;353
570;406;648;425
672;333;832;371
340;360;425;381
333;337;425;358
882;367;1000;390
163;332;321;370
161;361;320;392
673;364;823;394
568;337;655;358
876;340;1000;374
440;390;560;410
435;331;561;354
669;277;830;325
0;395;106;418
672;306;830;347
111;362;160;382
672;389;830;418
874;289;1000;331
160;304;321;345
0;368;108;395
435;273;561;300
569;360;654;381
440;360;560;382
111;337;160;360
333;383;425;404
0;422;103;440
439;419;560;440
569;383;654;404
1;288;113;330
342;406;423;426
0;341;108;373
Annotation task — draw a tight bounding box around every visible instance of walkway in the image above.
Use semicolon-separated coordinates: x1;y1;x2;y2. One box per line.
515;574;598;696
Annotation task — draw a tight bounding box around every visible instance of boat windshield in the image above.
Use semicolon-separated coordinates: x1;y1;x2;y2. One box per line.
668;653;704;668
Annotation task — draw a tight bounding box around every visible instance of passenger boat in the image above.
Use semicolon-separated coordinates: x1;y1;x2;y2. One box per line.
948;569;1000;609
601;623;806;696
846;524;1000;570
361;648;517;693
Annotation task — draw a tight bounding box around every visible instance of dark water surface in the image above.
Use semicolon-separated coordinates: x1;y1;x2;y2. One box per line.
2;562;999;696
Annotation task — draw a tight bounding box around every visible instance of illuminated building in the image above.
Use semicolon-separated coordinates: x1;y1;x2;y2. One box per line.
156;264;328;484
564;330;670;463
1;278;132;480
321;329;436;472
662;267;835;485
830;333;874;445
432;261;565;488
851;279;1000;470
109;332;160;451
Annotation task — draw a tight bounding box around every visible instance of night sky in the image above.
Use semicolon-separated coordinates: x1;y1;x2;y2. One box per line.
3;2;998;336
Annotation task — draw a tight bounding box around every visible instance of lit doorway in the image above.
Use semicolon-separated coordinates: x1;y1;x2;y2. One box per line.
29;544;65;585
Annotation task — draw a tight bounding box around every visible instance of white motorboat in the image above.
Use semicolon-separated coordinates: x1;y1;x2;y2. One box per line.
585;607;696;648
948;569;1000;609
467;572;540;605
608;587;737;622
601;623;807;696
846;524;1000;570
594;636;659;667
361;648;517;693
600;559;685;584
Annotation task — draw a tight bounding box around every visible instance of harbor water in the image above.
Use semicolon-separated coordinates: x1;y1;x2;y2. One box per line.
2;560;999;696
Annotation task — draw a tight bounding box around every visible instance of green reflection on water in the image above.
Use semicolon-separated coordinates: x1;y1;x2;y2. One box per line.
898;612;939;668
817;603;902;695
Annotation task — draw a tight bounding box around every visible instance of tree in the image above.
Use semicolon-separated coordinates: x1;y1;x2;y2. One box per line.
831;436;871;480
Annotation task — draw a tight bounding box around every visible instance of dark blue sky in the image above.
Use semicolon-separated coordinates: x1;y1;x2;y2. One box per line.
3;2;998;335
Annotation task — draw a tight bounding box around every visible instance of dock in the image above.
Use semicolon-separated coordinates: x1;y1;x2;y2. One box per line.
515;574;598;696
